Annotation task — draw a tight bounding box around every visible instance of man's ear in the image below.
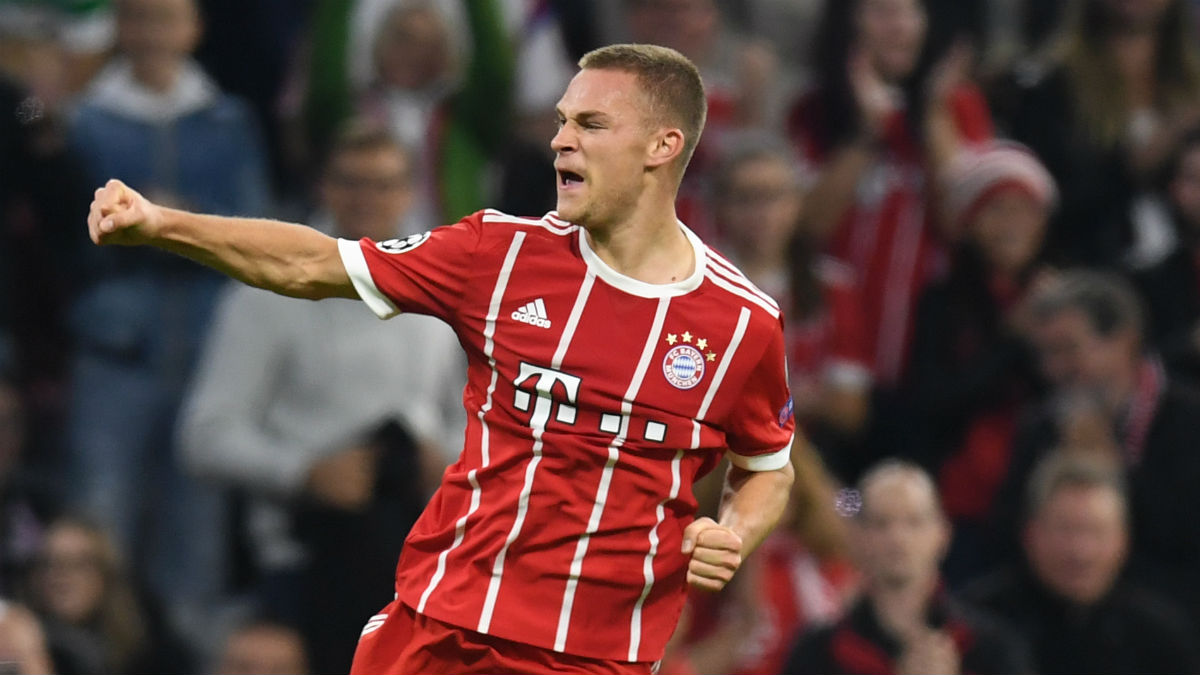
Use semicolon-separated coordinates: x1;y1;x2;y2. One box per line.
646;128;686;170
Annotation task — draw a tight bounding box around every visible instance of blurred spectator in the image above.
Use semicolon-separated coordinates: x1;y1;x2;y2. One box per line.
782;460;1030;675
712;135;803;299
64;0;270;635
0;0;114;106
179;122;465;674
906;141;1055;582
497;0;600;218
669;443;857;675
192;0;312;199
1132;128;1200;380
994;270;1200;628
622;0;784;134
0;599;55;675
711;136;873;480
787;0;993;467
733;0;823;86
991;0;1200;268
1019;0;1071;55
342;0;513;223
618;0;784;240
0;375;59;599
969;452;1200;675
211;619;309;675
0;73;91;464
25;515;191;675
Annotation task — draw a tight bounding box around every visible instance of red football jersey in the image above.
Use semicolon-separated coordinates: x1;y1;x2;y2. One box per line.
337;209;795;662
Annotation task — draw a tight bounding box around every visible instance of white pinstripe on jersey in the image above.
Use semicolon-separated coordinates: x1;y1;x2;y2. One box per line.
478;262;595;633
705;250;781;314
417;231;526;613
630;307;753;660
628;449;683;660
554;296;673;652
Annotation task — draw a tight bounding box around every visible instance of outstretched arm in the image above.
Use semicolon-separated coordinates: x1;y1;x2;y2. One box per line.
87;179;356;300
682;461;794;592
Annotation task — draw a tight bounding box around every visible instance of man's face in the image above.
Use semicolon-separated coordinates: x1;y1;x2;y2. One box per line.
1032;309;1136;404
34;524;105;626
552;68;661;229
321;147;413;241
1170;145;1200;233
854;472;948;589
718;156;802;260
116;0;200;64
1026;484;1127;605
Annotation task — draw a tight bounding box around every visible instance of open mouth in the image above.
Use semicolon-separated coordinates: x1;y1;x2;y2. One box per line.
558;170;584;187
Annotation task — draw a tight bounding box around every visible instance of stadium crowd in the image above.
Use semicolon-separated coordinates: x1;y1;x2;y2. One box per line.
3;0;1200;672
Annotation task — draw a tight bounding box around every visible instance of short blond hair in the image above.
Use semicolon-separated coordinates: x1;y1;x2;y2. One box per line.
578;43;707;172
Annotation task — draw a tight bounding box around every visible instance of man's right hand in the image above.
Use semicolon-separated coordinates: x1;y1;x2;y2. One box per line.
305;446;379;512
87;179;164;246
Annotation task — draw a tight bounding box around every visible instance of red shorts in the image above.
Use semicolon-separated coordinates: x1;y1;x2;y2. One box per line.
349;599;656;675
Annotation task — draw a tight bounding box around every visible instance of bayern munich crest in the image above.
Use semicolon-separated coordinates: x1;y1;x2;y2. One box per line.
663;345;705;389
662;331;718;390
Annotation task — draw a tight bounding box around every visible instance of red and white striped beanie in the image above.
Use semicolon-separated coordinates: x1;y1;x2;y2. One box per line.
942;140;1058;232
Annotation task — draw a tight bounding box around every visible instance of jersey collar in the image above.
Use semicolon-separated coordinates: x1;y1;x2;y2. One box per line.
577;222;707;299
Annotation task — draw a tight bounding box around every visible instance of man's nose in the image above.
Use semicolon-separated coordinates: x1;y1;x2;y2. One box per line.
551;124;577;154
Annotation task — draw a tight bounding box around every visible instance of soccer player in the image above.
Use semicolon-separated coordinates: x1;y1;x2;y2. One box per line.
86;44;796;674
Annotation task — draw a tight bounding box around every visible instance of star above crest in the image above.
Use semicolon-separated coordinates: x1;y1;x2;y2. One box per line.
664;331;719;364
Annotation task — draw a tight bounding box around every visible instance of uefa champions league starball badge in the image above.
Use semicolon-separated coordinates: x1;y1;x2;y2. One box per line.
376;232;431;254
662;331;718;390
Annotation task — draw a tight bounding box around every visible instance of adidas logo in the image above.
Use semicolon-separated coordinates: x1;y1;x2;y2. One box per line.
512;298;552;329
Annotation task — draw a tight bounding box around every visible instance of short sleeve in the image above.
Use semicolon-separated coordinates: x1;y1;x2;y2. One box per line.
724;321;796;472
338;211;484;321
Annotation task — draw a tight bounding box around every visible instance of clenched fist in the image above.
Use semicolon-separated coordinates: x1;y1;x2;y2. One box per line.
681;516;743;592
87;179;163;246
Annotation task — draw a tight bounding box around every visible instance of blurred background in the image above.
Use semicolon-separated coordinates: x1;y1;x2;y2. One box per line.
3;0;1200;673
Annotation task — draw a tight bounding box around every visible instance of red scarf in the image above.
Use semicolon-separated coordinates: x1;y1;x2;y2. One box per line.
1121;358;1165;466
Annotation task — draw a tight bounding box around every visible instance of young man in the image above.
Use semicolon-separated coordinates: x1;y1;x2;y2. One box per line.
783;460;1031;675
968;453;1199;675
87;44;795;674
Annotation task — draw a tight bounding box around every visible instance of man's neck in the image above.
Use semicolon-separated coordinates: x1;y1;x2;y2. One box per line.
132;59;185;94
584;203;694;285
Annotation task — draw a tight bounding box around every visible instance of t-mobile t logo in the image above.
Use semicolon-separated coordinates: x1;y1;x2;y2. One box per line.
512;362;581;430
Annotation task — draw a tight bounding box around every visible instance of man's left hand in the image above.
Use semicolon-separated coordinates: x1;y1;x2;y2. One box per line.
681;517;743;592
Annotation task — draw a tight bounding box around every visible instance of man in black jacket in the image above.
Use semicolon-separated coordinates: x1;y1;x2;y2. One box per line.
992;270;1200;631
969;452;1199;674
783;460;1030;675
